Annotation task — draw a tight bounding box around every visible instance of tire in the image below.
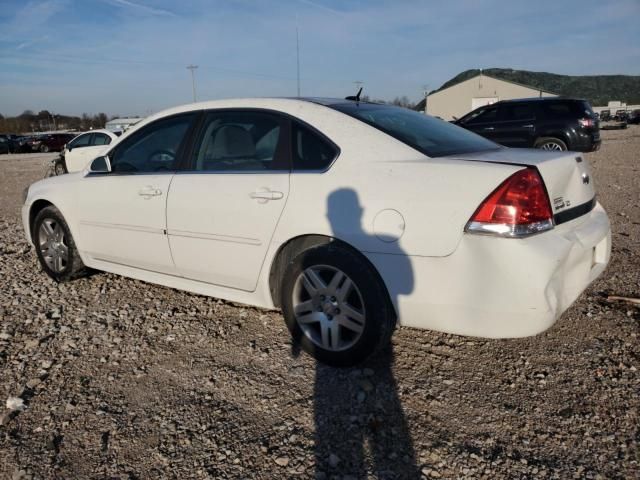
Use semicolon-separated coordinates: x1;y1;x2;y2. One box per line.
54;160;67;176
280;243;396;367
33;206;87;282
40;144;50;153
534;137;567;151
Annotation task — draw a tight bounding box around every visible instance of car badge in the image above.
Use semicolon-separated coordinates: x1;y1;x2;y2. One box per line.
582;173;590;185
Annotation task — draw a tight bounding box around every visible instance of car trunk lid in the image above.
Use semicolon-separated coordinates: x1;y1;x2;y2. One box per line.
445;148;596;223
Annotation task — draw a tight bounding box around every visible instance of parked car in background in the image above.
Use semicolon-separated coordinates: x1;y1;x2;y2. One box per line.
614;109;628;122
627;109;640;125
599;110;611;122
30;133;76;153
54;129;121;175
455;97;601;152
14;135;37;153
22;98;611;366
0;135;9;154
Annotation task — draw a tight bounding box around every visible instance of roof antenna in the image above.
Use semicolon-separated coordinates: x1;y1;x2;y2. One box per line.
345;87;363;102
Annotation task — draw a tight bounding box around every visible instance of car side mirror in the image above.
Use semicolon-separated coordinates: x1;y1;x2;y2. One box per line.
89;155;111;173
67;145;72;152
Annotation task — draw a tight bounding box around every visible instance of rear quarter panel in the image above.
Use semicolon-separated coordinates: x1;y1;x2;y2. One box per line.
276;155;522;258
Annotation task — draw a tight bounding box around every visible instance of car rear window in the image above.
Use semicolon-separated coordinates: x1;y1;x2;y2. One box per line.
330;103;499;157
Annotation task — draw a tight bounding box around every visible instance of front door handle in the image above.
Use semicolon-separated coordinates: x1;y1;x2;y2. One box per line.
250;189;284;202
521;124;534;128
483;127;495;131
138;186;162;198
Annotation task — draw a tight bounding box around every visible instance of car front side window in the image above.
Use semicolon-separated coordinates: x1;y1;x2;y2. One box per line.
191;111;288;172
70;134;92;149
466;107;498;124
109;114;195;173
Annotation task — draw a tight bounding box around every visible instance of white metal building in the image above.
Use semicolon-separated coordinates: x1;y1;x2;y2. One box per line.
426;73;557;120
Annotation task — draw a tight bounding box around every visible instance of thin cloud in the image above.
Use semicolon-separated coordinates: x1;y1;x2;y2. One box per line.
104;0;176;17
0;0;68;40
16;35;50;50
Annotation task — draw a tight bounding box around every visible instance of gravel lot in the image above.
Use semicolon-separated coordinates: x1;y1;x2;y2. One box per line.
1;130;638;480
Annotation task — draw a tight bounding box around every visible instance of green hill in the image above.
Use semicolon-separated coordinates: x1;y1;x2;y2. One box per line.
415;68;640;110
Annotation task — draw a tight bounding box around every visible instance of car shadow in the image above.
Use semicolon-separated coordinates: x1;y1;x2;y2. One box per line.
297;188;420;478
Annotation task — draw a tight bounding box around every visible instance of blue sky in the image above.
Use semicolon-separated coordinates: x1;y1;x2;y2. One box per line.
0;0;638;117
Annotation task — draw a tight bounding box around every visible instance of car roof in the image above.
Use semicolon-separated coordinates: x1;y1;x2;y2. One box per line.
498;97;587;104
121;97;377;137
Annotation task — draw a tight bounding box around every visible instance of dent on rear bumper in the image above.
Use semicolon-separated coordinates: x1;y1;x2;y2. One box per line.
366;202;611;338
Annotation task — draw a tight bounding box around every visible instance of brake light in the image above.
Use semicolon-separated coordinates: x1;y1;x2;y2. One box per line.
578;118;595;128
465;168;553;237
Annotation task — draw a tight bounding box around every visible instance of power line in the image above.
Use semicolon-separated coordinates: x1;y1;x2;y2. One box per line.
0;51;298;81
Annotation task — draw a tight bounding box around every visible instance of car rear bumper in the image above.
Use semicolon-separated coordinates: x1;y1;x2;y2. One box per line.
366;202;611;338
571;131;601;152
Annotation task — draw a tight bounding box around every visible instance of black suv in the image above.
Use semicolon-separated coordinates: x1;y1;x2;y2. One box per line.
454;98;600;152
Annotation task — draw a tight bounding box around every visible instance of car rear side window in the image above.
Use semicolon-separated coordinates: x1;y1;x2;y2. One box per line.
541;101;594;119
542;102;572;118
92;133;111;146
501;104;535;121
331;103;498;157
292;123;338;171
191;111;288;172
110;114;195;173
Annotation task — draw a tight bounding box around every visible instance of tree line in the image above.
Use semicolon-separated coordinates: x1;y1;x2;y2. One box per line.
0;110;111;134
0;97;420;135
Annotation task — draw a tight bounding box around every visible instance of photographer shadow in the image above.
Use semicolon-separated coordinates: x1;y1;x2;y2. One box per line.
310;188;420;479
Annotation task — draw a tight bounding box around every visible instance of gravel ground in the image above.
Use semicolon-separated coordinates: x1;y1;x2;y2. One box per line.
0;130;638;480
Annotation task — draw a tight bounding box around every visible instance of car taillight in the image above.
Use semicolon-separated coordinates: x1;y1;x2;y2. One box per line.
578;118;595;128
465;168;554;237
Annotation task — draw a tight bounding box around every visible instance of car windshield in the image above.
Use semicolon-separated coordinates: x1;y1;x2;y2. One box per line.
330;103;499;157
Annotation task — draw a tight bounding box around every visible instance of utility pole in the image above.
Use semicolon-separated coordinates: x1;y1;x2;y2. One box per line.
186;65;199;102
296;19;301;96
422;84;429;115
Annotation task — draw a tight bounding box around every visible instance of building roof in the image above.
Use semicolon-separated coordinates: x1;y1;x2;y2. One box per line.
429;72;558;97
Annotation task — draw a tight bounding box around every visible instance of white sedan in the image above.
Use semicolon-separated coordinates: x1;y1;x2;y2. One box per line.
21;98;611;366
55;129;120;175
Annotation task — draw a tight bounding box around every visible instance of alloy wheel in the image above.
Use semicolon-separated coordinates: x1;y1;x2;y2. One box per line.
540;142;564;151
38;218;69;273
292;265;366;352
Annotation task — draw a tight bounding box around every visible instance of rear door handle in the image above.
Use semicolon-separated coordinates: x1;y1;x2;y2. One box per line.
250;190;284;202
138;186;162;198
483;127;494;131
521;124;534;128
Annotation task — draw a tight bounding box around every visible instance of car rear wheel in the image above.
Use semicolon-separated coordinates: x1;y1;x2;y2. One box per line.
40;144;50;153
33;206;87;282
280;243;395;367
534;137;567;151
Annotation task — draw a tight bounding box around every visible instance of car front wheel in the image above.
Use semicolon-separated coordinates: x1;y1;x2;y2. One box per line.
33;206;87;282
280;243;395;367
40;144;50;153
